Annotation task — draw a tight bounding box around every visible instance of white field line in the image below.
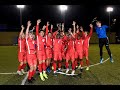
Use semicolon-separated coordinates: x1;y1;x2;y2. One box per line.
21;72;28;85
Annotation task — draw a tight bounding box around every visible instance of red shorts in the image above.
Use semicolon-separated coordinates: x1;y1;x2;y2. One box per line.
46;48;52;59
18;52;26;62
75;51;83;59
66;51;75;61
27;54;37;66
37;50;46;60
54;51;62;61
83;48;88;57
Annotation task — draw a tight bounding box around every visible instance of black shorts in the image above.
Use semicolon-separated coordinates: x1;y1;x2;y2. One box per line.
99;38;109;47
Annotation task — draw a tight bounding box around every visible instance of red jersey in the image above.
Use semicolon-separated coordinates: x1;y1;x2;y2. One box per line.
26;37;36;54
53;38;62;52
75;39;84;52
18;38;26;52
36;25;46;51
83;28;93;48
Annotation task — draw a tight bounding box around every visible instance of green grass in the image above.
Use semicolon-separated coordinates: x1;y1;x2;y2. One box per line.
0;44;120;85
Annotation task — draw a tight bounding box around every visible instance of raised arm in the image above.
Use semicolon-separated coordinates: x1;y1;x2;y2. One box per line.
19;25;25;38
46;21;49;35
62;23;64;31
26;21;31;38
36;19;41;36
80;26;85;39
72;21;76;35
88;24;93;37
50;24;53;33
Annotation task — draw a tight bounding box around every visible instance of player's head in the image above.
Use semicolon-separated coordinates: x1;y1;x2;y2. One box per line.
56;34;61;39
96;21;102;27
48;32;52;37
28;32;34;39
60;31;64;37
84;31;88;37
21;33;25;39
39;30;45;37
32;34;35;40
77;34;82;40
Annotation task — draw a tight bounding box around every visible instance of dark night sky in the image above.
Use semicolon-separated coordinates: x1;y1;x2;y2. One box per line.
0;5;120;32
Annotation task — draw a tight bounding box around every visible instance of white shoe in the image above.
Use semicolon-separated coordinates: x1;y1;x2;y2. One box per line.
65;68;69;74
86;67;89;71
71;70;75;75
21;69;25;74
17;71;23;75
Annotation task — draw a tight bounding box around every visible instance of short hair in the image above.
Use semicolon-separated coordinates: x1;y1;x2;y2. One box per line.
96;21;101;23
40;30;44;32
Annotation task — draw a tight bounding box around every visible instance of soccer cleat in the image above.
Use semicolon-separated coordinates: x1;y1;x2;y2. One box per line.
31;77;35;81
110;57;114;63
86;67;89;71
43;72;48;79
71;70;75;75
100;58;104;64
80;68;83;73
53;71;57;76
39;73;45;81
57;68;62;72
78;65;81;69
27;79;33;83
46;67;51;73
17;71;23;75
65;68;69;74
21;69;25;74
52;66;54;70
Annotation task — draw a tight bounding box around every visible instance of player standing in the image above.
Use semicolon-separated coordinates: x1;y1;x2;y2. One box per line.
95;21;114;63
26;21;37;83
36;19;48;81
17;25;26;75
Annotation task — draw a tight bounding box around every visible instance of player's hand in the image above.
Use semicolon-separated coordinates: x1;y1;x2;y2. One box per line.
21;25;25;30
42;25;46;30
32;26;35;31
89;24;93;28
62;23;64;27
27;21;31;27
51;24;53;29
80;26;83;32
72;21;76;26
47;21;50;26
37;19;41;25
76;25;79;29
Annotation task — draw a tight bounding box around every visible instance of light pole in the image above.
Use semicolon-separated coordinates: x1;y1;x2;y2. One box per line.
59;5;68;25
106;7;113;42
17;5;25;25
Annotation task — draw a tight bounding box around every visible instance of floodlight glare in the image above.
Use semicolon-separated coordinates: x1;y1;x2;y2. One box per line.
106;7;113;12
59;5;68;12
17;5;25;9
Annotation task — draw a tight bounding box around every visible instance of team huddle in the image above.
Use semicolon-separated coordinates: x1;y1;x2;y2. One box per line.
17;19;114;83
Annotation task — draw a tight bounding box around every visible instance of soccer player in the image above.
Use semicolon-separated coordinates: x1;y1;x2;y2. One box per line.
65;21;76;75
25;21;37;83
95;21;114;63
82;24;93;71
45;22;53;73
36;19;48;81
74;25;85;72
53;29;63;76
17;25;26;75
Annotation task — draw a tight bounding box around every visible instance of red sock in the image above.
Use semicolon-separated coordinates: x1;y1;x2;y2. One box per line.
18;65;22;71
58;62;61;68
66;62;69;69
75;60;78;67
21;64;26;69
43;63;46;71
53;62;56;71
28;71;33;80
32;70;36;77
38;64;42;72
72;62;75;70
80;60;83;67
86;59;89;66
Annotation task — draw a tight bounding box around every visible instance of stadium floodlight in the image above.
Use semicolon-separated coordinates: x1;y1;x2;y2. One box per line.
17;5;25;9
106;6;114;43
59;5;68;12
106;7;113;12
16;5;25;25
